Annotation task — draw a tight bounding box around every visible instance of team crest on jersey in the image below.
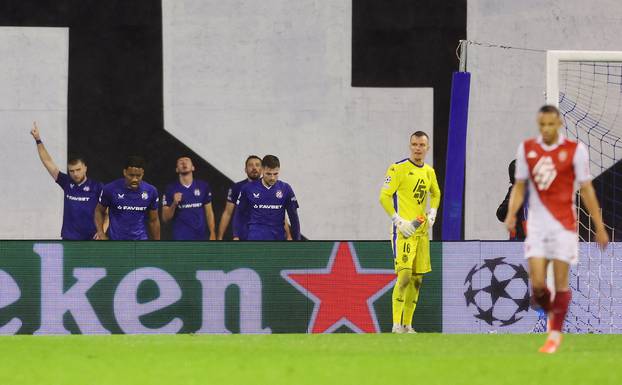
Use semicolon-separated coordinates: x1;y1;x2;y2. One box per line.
527;150;537;159
532;156;557;190
276;190;283;199
558;150;568;162
83;186;90;192
194;188;201;196
413;178;427;205
141;191;149;200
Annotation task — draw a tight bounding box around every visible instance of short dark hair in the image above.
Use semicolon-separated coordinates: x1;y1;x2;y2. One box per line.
262;155;280;169
125;155;146;169
177;155;193;163
410;131;429;140
68;156;86;166
245;155;262;167
538;105;560;116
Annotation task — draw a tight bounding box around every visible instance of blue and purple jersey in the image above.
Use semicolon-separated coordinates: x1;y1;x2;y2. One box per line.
233;179;300;240
56;172;103;240
99;178;159;240
162;179;213;240
226;179;253;240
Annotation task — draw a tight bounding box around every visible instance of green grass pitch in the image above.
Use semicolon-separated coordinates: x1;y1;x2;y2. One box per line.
0;334;620;385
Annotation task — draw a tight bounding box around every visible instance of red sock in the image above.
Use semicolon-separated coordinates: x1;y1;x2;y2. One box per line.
550;290;571;332
532;287;552;311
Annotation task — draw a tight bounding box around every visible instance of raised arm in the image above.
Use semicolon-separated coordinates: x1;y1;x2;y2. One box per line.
30;122;60;180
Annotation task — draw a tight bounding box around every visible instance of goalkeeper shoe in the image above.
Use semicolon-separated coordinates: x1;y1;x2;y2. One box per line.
392;324;405;334
403;325;417;334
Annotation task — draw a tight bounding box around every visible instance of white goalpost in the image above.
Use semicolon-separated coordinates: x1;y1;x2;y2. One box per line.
460;40;622;333
545;50;622;333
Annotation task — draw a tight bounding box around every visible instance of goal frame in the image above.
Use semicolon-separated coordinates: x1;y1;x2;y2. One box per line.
544;51;621;330
546;50;622;106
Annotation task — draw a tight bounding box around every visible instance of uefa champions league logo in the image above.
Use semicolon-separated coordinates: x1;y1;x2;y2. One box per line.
463;257;530;326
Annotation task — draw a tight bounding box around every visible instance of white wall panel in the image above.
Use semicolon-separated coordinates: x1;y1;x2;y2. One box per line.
162;0;433;239
0;27;68;239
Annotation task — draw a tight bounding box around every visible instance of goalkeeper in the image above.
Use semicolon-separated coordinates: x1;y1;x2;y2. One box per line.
379;131;440;334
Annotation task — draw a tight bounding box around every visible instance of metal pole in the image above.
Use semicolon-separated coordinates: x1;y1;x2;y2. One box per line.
458;40;468;72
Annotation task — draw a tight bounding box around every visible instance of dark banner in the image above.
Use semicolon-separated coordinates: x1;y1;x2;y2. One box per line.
0;241;442;334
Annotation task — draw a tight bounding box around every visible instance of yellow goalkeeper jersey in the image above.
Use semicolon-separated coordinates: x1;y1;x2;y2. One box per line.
379;158;441;235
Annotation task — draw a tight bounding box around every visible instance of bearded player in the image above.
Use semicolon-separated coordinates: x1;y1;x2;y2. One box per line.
379;131;440;334
505;105;608;353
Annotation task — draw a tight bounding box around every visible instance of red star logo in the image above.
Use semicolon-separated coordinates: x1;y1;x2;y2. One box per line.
281;242;395;333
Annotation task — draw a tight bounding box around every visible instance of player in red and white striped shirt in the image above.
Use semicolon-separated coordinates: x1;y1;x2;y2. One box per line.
504;105;608;354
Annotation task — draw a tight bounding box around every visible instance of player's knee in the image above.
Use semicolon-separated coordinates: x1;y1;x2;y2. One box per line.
411;276;422;290
530;276;546;291
531;284;547;297
397;275;410;289
554;275;569;291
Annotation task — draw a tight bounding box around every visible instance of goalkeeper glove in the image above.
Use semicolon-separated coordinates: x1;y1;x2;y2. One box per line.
392;214;416;238
427;208;437;227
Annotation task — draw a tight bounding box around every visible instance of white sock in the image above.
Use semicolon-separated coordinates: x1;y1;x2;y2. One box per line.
548;330;562;344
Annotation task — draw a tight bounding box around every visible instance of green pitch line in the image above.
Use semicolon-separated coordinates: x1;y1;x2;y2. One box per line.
0;334;619;385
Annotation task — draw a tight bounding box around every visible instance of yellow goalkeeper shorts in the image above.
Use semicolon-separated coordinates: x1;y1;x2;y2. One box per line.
392;234;431;274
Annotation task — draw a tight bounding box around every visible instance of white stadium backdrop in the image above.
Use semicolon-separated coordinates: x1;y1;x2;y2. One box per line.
465;0;622;239
0;27;68;239
161;0;434;240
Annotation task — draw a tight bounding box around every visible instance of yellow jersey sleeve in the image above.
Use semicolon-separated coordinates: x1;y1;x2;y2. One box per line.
379;163;400;217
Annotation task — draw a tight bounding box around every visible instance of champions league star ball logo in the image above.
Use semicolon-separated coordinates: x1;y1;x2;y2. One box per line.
463;257;530;326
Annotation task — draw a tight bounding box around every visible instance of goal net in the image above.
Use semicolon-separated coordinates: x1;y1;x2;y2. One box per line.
546;51;622;333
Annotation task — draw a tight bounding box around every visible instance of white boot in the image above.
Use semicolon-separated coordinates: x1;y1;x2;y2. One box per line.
392;324;405;334
403;325;417;334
